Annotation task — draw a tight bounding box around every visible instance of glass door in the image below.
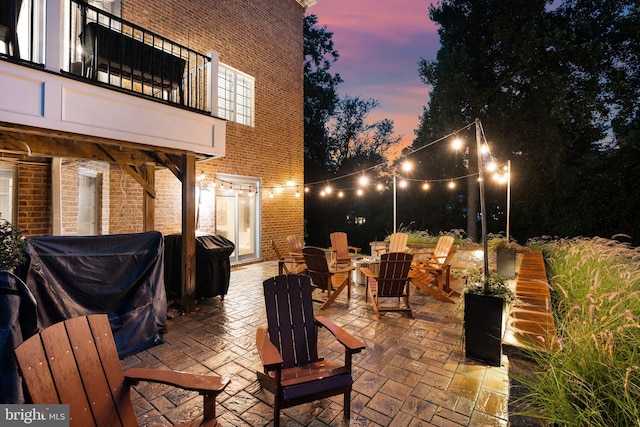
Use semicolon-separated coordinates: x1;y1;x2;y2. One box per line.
215;174;260;263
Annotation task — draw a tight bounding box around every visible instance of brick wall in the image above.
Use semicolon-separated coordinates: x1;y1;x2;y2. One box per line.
115;0;306;260
16;157;51;236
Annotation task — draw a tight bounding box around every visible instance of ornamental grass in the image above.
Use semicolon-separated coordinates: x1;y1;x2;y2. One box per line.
515;236;640;426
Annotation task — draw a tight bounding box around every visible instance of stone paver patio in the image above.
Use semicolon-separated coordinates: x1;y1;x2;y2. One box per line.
122;260;511;426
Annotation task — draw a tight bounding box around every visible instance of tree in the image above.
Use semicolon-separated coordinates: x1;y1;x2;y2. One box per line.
303;15;405;250
304;14;342;183
413;0;639;243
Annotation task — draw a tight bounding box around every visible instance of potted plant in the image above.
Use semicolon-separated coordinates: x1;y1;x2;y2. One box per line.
0;219;26;273
463;268;515;366
488;235;518;279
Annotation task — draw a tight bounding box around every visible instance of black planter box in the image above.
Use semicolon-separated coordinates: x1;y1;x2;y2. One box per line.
464;292;504;367
496;247;517;279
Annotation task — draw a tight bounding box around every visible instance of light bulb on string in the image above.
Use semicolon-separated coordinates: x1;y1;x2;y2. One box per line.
448;180;456;189
295;190;300;198
376;183;384;191
452;137;463;150
325;184;332;195
422;181;430;190
357;188;364;196
399;179;408;189
358;175;368;187
338;190;344;198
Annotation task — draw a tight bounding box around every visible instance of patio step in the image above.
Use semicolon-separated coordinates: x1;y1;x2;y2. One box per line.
503;249;560;352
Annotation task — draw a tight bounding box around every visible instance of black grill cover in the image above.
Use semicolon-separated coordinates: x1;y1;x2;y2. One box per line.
24;231;166;358
0;271;38;403
164;232;235;301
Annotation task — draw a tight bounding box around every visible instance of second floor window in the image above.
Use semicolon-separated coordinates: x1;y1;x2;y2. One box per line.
218;64;254;126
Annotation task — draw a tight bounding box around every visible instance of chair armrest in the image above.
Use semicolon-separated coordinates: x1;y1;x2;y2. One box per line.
315;315;365;353
360;267;377;279
124;368;230;394
331;264;356;274
256;324;284;369
348;246;361;253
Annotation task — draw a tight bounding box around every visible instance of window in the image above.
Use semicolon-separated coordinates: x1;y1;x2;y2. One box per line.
0;165;17;222
218;64;255;126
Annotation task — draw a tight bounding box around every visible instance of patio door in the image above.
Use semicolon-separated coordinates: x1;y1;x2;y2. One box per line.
215;174;260;263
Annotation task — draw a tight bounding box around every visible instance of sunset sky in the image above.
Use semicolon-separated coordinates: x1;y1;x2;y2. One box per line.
307;0;440;151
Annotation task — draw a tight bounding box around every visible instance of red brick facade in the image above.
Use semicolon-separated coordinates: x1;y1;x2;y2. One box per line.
5;0;305;263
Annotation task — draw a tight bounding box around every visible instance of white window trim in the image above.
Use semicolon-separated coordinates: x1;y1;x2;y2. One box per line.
218;63;255;127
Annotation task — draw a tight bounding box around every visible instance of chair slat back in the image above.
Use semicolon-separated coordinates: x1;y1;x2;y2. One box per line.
376;252;413;297
330;232;350;258
302;246;331;290
387;233;408;253
15;315;138;427
263;274;319;369
433;236;454;266
286;235;303;254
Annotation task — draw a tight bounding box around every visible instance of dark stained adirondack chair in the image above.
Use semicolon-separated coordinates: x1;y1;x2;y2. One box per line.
15;314;230;427
255;274;365;427
302;246;355;310
361;252;414;318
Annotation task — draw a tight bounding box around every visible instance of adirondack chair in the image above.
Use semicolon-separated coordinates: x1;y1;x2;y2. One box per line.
410;235;460;303
256;274;365;427
329;232;361;266
271;240;306;275
15;314;230;427
373;232;408;256
302;246;355;309
286;234;304;257
361;252;414;318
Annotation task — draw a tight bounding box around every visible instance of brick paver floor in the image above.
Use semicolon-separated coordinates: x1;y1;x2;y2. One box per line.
122;261;510;426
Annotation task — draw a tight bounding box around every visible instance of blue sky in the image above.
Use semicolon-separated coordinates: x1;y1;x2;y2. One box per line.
308;0;440;152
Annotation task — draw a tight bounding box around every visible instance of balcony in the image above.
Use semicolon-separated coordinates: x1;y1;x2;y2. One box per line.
0;0;225;157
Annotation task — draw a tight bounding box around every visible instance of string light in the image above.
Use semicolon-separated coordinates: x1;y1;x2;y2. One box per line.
422;181;430;190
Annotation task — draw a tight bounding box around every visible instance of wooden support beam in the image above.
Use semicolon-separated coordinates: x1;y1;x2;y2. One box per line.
99;144;156;198
181;153;197;313
142;164;155;232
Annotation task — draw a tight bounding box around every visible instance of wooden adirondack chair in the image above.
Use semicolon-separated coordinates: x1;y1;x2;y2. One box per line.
361;252;414;318
271;240;306;275
256;274;365;427
329;232;361;266
286;235;304;257
15;314;230;427
373;232;408;256
410;235;460;303
302;246;355;309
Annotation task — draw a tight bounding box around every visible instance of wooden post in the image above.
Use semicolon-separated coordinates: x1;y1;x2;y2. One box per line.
142;164;155;232
181;154;197;313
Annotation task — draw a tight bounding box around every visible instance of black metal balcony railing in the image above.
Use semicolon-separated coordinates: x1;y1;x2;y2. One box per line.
2;1;213;113
67;1;211;112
